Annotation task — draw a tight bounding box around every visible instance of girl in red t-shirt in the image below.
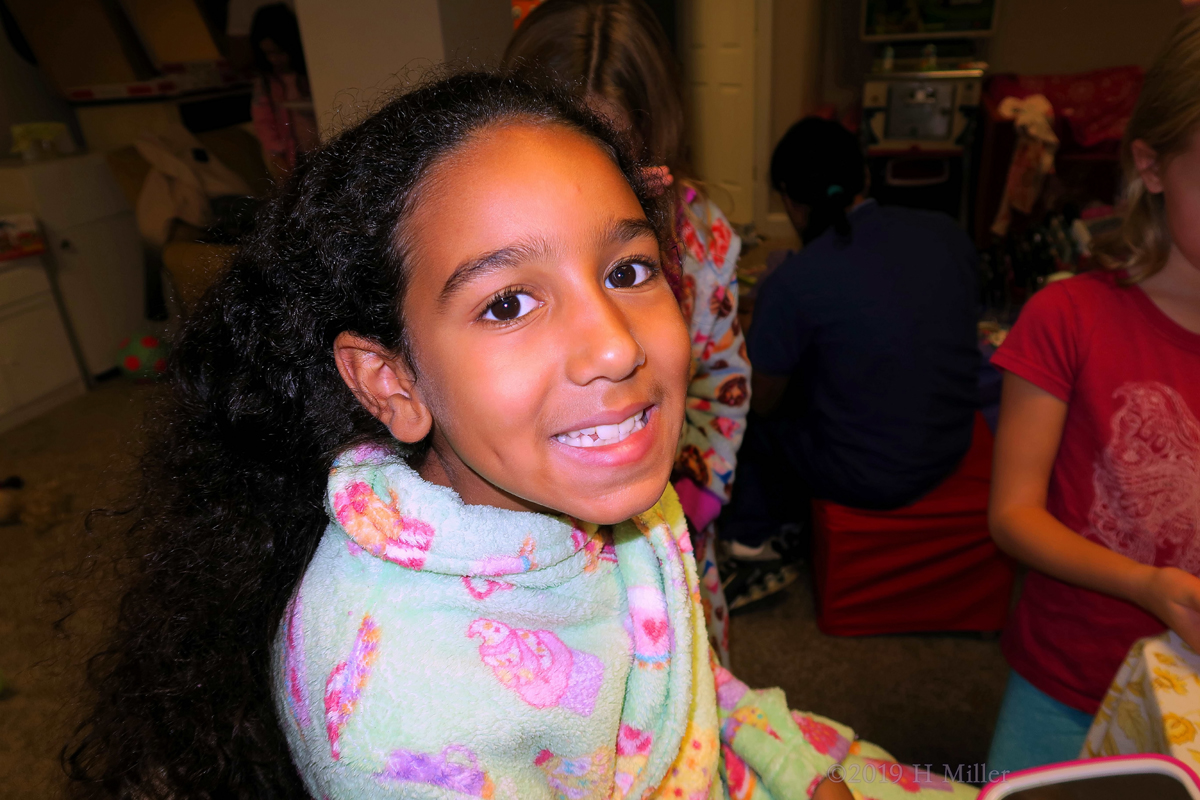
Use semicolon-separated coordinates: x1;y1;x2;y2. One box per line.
987;10;1200;774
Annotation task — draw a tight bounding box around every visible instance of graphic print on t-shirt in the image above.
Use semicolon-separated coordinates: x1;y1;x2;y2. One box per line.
1088;381;1200;570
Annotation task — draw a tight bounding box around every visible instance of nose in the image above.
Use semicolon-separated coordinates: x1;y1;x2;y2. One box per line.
564;286;645;386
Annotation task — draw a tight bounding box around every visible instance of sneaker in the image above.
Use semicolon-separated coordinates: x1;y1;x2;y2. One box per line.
720;533;804;611
727;539;784;561
720;555;801;611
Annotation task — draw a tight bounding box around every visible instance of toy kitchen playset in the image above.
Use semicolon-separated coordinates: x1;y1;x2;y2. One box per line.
858;0;998;225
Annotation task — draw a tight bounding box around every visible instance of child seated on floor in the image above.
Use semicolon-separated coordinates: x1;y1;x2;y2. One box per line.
65;71;976;800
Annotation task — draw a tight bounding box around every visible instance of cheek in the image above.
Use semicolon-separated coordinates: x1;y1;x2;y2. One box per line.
645;301;693;393
1165;190;1200;265
425;336;554;444
478;348;552;419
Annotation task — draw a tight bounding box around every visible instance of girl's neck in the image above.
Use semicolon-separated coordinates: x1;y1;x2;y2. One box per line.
1139;244;1200;334
414;435;553;516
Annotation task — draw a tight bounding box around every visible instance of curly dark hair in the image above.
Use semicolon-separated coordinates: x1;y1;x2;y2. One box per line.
63;70;670;799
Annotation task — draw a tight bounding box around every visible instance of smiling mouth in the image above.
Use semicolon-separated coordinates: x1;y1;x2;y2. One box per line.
554;409;649;448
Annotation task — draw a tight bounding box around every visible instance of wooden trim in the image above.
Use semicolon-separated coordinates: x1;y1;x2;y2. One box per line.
752;0;772;234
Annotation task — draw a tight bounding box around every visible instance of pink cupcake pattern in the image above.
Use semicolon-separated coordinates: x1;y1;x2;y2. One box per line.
467;618;603;716
626;586;671;668
792;713;851;762
713;664;749;711
332;481;435;570
616;724;653;756
377;745;495;797
722;743;756;800
324;614;380;760
570;526;618;573
534;747;614;800
282;593;312;731
462;575;513;601
469;535;537;577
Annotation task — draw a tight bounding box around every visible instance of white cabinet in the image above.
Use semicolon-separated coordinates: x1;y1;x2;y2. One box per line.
0;154;144;376
0;259;86;433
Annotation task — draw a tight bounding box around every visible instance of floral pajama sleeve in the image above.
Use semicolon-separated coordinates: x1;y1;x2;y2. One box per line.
671;194;750;669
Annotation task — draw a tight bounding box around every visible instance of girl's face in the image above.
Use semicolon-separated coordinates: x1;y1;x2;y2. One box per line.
258;37;291;74
1136;129;1200;273
395;122;690;524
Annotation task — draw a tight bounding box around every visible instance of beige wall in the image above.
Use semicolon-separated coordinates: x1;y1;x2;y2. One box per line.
769;0;821;145
766;0;822;222
438;0;513;67
295;0;445;135
295;0;514;136
985;0;1182;75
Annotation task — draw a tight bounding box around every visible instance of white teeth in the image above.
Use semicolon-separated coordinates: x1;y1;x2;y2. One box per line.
555;410;647;448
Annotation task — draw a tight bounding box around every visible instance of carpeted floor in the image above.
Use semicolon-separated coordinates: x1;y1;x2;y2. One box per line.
1;379;154;799
0;379;1010;798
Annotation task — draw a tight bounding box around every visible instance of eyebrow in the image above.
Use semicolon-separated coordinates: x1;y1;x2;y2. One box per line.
437;216;658;305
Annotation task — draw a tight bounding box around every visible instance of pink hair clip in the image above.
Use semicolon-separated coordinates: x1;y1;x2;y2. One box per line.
641;165;674;197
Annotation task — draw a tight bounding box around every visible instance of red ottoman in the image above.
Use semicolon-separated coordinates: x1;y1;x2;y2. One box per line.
811;413;1015;636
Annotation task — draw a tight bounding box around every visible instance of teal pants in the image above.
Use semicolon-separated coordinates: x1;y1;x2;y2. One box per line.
986;670;1094;776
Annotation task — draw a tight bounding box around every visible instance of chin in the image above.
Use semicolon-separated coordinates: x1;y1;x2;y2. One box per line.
566;476;672;526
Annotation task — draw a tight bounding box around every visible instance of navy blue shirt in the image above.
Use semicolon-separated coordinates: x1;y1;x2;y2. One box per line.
749;201;980;509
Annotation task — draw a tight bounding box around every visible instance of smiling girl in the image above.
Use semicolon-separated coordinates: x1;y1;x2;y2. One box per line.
502;0;750;659
66;72;973;800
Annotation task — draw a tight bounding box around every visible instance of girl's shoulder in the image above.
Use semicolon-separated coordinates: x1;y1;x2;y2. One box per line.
1021;269;1133;326
676;189;739;274
1056;268;1126;296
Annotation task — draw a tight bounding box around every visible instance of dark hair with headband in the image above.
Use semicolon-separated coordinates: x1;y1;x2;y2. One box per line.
770;116;865;245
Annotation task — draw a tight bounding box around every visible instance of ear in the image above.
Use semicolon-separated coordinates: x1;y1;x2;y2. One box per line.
333;332;433;444
1131;139;1164;194
780;194;810;235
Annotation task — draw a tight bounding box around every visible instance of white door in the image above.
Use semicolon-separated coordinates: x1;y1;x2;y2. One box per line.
50;214;145;375
0;264;81;419
679;0;771;227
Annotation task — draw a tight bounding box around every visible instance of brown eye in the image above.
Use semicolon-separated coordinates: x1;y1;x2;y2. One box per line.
606;261;652;289
482;292;537;322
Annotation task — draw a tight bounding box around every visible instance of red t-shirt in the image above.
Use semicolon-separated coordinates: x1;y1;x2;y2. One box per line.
992;270;1200;714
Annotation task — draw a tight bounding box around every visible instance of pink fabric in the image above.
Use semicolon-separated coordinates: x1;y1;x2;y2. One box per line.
251;73;319;170
673;477;722;532
987;66;1144;148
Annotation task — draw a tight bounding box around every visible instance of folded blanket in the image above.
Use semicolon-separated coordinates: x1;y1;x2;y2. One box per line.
273;444;976;799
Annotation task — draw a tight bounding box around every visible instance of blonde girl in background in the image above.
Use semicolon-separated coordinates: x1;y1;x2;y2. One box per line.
504;0;751;662
986;8;1200;775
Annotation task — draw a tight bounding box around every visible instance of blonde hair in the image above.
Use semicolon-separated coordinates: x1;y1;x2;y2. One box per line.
1094;9;1200;283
